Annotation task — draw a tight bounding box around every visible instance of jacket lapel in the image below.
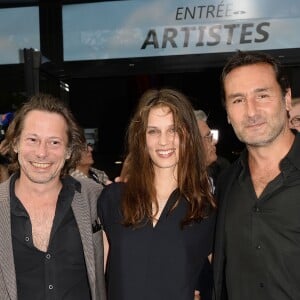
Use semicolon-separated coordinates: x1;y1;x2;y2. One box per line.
71;191;96;299
213;160;241;300
0;179;17;300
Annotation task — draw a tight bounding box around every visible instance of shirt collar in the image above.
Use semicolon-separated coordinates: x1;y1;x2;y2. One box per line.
280;131;300;171
237;131;300;172
10;174;82;213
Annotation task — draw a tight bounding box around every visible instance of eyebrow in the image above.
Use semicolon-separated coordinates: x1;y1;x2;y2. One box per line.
227;87;271;99
147;124;174;128
227;92;244;100
254;87;271;93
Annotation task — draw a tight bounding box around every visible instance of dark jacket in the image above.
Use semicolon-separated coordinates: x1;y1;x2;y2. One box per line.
212;158;241;300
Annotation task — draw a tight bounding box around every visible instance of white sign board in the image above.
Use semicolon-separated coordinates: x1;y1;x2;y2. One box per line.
63;0;300;61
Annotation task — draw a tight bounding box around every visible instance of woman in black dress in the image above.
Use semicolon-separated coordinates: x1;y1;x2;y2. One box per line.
98;88;216;300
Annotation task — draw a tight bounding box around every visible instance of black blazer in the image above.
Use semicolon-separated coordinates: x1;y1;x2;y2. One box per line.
212;159;241;300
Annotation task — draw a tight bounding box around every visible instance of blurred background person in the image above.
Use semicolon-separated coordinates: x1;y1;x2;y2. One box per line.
194;109;230;187
194;109;218;166
289;97;300;131
194;109;230;300
0;111;14;183
70;141;112;187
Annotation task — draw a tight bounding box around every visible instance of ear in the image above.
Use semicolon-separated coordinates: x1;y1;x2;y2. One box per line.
13;143;18;153
11;138;19;153
65;149;71;160
227;115;231;124
284;88;292;111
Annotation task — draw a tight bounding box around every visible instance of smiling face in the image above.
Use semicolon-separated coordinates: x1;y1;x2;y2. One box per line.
146;106;179;173
224;63;291;147
16;110;70;184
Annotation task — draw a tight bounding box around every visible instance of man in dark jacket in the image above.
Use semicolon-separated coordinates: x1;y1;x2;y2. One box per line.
213;50;300;300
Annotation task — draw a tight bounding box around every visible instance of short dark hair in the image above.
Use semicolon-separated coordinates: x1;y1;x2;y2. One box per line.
220;50;290;106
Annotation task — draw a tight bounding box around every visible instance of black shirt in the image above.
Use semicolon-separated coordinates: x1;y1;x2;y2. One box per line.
99;182;216;300
224;133;300;300
10;174;92;300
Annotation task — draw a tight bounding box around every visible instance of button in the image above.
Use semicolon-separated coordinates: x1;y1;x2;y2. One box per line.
46;253;51;259
25;236;30;242
253;207;260;212
256;245;261;250
48;284;54;290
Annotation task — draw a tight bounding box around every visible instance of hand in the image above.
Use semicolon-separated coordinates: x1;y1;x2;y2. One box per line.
114;175;127;183
114;176;121;182
104;179;113;185
194;290;201;300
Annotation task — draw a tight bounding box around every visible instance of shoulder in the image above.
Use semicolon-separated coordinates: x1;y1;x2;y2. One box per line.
98;182;124;210
69;175;103;199
99;182;124;204
98;182;124;226
214;158;241;205
69;169;87;179
90;167;109;178
217;158;240;185
0;175;11;199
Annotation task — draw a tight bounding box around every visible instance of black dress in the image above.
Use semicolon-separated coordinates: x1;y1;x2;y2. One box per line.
98;182;216;300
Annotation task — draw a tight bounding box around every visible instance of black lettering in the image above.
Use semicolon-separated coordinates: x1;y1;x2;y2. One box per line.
206;5;215;18
181;26;196;47
176;7;184;20
207;25;222;46
141;29;159;49
216;3;225;17
196;26;206;46
224;24;240;45
240;23;254;43
197;6;206;18
255;22;270;42
162;28;178;48
185;7;196;19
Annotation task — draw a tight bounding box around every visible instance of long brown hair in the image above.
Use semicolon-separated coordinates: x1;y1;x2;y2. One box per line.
122;88;216;227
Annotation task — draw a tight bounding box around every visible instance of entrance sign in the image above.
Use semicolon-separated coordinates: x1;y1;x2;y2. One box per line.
63;0;300;61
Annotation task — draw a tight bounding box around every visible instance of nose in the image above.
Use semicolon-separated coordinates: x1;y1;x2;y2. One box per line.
36;141;48;158
158;132;168;146
245;97;257;117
